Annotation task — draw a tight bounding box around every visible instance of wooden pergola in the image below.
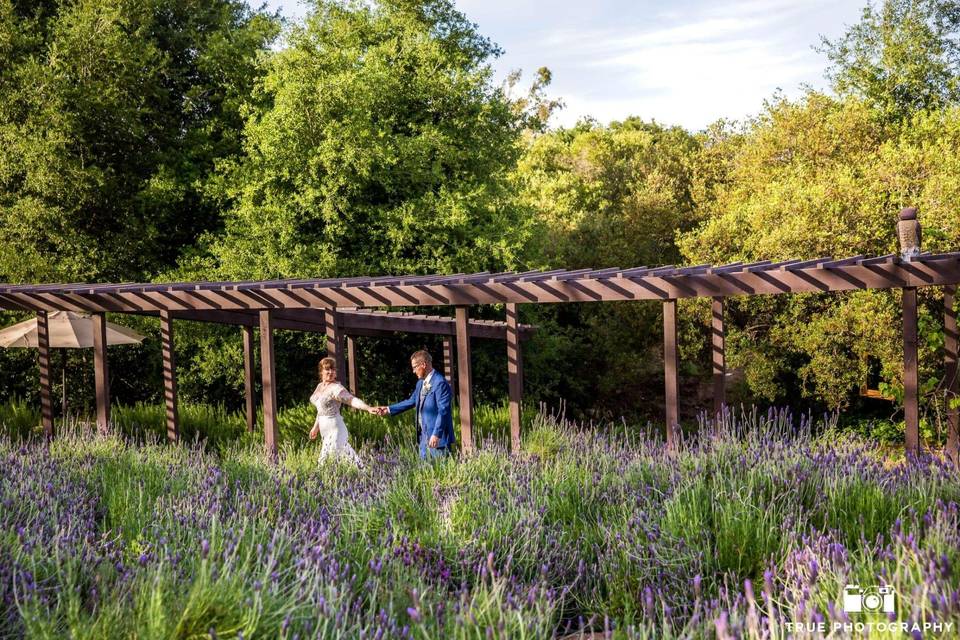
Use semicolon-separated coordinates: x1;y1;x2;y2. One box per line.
2;249;958;462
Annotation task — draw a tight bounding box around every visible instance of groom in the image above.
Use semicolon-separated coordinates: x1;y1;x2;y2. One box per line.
376;350;454;458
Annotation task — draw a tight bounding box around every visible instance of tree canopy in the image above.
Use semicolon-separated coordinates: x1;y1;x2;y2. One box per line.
191;0;532;281
819;0;960;120
0;0;279;283
2;0;960;423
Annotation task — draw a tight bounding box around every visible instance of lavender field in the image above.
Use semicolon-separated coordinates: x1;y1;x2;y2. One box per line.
1;406;959;639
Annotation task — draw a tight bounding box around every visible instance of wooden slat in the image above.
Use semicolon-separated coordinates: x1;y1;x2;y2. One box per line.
818;255;866;269
782;257;833;270
455;307;474;455
242;325;256;433
861;254;897;266
37;311;53;438
506;303;522;453
945;285;958;468
903;287;919;455
442;335;455;399
712;297;725;418
648;265;677;275
706;262;742;275
260;310;278;460
160;311;179;442
324;308;346;383
744;260;784;272
518;269;568;282
4;253;960;313
675;264;711;275
663;300;680;449
618;266;651;277
347;335;358;396
93;313;109;434
549;268;594;281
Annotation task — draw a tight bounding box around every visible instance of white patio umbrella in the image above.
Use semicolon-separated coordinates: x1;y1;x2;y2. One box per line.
0;310;146;415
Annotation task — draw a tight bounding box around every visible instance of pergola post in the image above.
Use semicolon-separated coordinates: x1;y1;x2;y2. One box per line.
37;311;53;438
505;303;523;453
442;335;456;400
159;311;179;442
903;287;920;455
260;310;278;459
712;297;726;418
242;325;256;433
663;300;680;449
324;308;346;383
346;335;358;395
455;306;474;454
92;312;110;434
945;285;958;467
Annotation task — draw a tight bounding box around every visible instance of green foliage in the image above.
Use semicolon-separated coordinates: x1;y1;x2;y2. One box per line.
4;0;960;430
819;0;960;121
519;117;700;269
515;118;704;419
0;396;39;439
679;91;960;410
0;0;280;282
195;0;531;281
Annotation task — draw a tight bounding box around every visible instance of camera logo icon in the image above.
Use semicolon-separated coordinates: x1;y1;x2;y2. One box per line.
843;584;896;613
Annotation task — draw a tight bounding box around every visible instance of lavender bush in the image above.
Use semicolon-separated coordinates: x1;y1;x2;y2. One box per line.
1;405;958;639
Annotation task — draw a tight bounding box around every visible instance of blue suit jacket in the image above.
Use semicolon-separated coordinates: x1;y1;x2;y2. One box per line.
388;372;455;455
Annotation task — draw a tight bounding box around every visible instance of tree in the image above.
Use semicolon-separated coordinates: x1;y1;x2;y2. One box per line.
194;0;532;281
678;91;960;409
0;0;279;283
819;0;960;120
515;118;703;418
0;0;278;410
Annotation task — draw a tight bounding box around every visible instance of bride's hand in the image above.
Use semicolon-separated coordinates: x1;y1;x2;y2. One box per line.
308;424;319;440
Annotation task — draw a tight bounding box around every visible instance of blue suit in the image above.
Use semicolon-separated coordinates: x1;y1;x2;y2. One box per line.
388;372;455;458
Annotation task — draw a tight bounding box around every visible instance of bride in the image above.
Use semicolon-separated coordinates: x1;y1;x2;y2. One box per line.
308;357;376;466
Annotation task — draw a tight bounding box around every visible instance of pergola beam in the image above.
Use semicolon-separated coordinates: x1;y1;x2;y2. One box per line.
159;311;179;442
260;311;278;460
4;256;960;313
506;303;522;453
346;335;359;395
663;300;680;449
442;336;456;398
945;285;958;467
7;247;960;460
109;308;535;340
324;308;346;382
92;313;109;434
455;307;474;455
37;311;53;438
242;325;257;433
712;297;725;418
904;288;920;455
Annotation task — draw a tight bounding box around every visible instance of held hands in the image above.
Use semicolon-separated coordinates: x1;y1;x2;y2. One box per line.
368;406;389;416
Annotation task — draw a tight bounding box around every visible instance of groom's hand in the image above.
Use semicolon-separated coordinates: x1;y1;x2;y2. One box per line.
428;435;439;448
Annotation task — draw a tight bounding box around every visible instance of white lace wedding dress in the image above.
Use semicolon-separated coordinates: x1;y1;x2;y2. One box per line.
310;382;365;466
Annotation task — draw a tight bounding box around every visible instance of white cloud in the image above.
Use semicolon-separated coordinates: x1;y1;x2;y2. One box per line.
505;0;862;130
258;0;866;130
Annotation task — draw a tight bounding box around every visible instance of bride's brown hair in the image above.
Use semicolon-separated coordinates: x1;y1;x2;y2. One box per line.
318;357;337;379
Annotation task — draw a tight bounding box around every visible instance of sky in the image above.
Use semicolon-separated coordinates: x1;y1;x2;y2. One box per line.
259;0;866;131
